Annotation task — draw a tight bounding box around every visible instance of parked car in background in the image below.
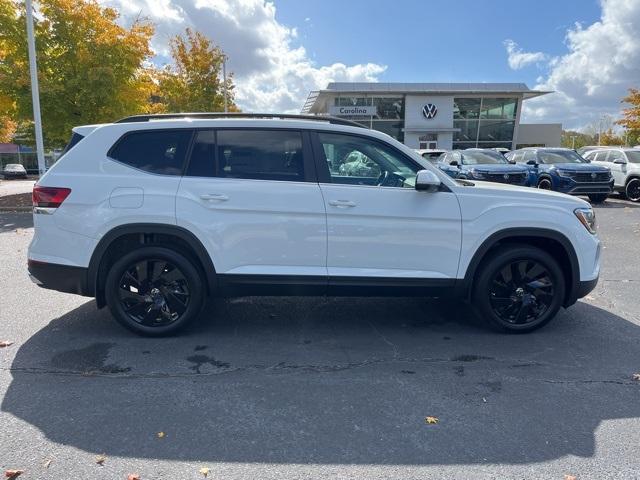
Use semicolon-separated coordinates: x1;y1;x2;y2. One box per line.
437;149;532;186
584;147;640;202
577;145;608;157
493;147;510;156
28;113;600;336
415;148;447;162
1;163;28;179
506;148;613;203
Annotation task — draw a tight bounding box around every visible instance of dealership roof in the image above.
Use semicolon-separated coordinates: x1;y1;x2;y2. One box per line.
301;82;552;113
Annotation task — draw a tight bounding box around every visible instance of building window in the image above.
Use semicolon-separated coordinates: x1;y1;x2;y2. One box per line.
371;120;404;143
419;134;437;149
478;120;515;142
452;142;477;150
453;98;481;119
453;120;479;142
480;98;518;119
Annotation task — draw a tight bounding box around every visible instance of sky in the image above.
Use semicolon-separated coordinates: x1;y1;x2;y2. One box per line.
99;0;640;130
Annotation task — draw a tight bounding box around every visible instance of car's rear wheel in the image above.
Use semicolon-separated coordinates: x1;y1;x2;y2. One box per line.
588;193;608;203
537;178;552;190
105;247;205;336
626;178;640;202
472;245;565;333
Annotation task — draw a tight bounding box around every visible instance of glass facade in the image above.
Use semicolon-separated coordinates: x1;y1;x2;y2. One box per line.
452;97;518;149
333;96;405;142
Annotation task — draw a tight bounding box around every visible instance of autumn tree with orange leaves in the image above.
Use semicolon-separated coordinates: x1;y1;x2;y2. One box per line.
617;88;640;146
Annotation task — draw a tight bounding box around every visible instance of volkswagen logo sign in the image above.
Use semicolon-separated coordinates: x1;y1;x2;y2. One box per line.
591;172;597;179
422;103;438;119
503;174;510;180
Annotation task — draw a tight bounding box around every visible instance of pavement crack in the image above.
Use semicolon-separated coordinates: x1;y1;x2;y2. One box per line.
367;320;400;360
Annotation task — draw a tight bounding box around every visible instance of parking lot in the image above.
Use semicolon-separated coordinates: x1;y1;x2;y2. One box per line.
0;197;639;479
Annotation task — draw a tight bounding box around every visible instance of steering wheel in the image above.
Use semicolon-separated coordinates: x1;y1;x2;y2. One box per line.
377;170;389;186
377;170;406;187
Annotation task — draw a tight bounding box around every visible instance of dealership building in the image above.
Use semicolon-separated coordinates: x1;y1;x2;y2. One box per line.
301;82;561;150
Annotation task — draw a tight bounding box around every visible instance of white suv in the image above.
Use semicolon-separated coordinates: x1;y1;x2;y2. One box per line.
583;148;640;202
28;114;601;336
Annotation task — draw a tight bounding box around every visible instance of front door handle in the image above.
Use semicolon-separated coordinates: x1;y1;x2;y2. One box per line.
328;199;356;208
200;193;229;202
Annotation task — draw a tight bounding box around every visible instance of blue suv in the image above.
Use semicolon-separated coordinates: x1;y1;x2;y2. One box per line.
505;148;613;203
437;149;532;186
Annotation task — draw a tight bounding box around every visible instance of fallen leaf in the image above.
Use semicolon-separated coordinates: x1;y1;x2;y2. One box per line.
424;416;439;424
0;341;13;348
95;454;106;465
4;471;24;479
564;475;577;480
199;467;210;477
44;459;53;468
157;431;165;438
632;373;640;381
127;474;140;480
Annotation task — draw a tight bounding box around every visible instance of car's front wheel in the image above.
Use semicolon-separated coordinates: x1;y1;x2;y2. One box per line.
105;246;205;336
472;245;565;333
588;193;608;203
626;178;640;202
537;178;553;190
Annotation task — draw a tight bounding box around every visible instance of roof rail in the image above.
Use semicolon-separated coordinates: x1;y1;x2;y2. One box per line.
114;112;366;129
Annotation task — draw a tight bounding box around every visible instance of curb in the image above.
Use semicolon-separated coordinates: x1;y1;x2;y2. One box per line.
0;207;32;212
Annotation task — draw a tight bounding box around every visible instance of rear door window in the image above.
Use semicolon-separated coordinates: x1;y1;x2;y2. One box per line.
215;129;304;181
109;129;193;175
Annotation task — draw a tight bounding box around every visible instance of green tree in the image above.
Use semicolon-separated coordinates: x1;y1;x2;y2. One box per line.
561;130;595;150
0;0;156;146
158;28;238;113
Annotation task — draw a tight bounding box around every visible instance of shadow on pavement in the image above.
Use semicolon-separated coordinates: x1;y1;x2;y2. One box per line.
0;212;33;234
3;296;640;465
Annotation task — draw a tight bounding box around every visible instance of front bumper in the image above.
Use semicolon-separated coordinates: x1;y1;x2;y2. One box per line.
561;178;614;195
564;275;599;307
28;259;92;297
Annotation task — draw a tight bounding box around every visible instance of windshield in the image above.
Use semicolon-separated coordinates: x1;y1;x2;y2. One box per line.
626;150;640;163
538;149;586;164
460;150;508;165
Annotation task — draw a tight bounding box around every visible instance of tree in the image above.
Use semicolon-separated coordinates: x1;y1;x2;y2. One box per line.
599;129;624;146
617;88;640;146
157;28;238;113
0;0;156;146
561;130;595;149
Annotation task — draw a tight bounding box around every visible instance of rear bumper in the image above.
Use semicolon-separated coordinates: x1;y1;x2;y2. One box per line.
27;259;92;297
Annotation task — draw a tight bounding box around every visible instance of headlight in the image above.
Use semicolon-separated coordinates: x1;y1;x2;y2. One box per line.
557;169;574;178
469;169;486;179
574;208;597;234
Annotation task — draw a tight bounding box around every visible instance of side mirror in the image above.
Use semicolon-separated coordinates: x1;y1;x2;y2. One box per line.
415;170;442;192
613;158;627;165
449;160;459;167
526;159;538;166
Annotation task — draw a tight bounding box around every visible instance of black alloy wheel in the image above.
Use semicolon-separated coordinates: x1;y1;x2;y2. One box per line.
105;247;205;336
537;178;552;190
473;245;565;333
488;260;554;325
626;178;640;202
118;259;190;327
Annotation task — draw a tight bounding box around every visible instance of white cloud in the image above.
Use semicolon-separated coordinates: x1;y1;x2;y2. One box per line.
100;0;386;113
520;0;640;129
504;40;547;70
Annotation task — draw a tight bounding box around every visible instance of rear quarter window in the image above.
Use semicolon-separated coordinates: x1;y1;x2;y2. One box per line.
108;129;193;175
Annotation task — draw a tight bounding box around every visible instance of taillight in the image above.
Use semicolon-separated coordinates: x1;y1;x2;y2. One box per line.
32;186;71;208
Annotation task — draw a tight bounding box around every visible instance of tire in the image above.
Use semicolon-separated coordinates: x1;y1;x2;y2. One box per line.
472;245;565;333
105;246;205;336
626;178;640;202
537;177;552;190
588;193;608;204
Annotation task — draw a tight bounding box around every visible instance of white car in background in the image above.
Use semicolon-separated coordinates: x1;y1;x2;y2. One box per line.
415;148;447;162
584;147;640;202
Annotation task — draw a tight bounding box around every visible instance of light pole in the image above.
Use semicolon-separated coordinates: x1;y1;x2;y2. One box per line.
25;0;46;176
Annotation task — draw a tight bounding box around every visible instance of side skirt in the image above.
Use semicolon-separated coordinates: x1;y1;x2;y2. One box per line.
217;274;457;298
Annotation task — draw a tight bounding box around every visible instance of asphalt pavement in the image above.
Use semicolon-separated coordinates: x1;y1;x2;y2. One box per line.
0;198;639;479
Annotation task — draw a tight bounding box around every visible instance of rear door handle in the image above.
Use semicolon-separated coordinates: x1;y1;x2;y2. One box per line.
328;199;356;208
200;193;229;202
